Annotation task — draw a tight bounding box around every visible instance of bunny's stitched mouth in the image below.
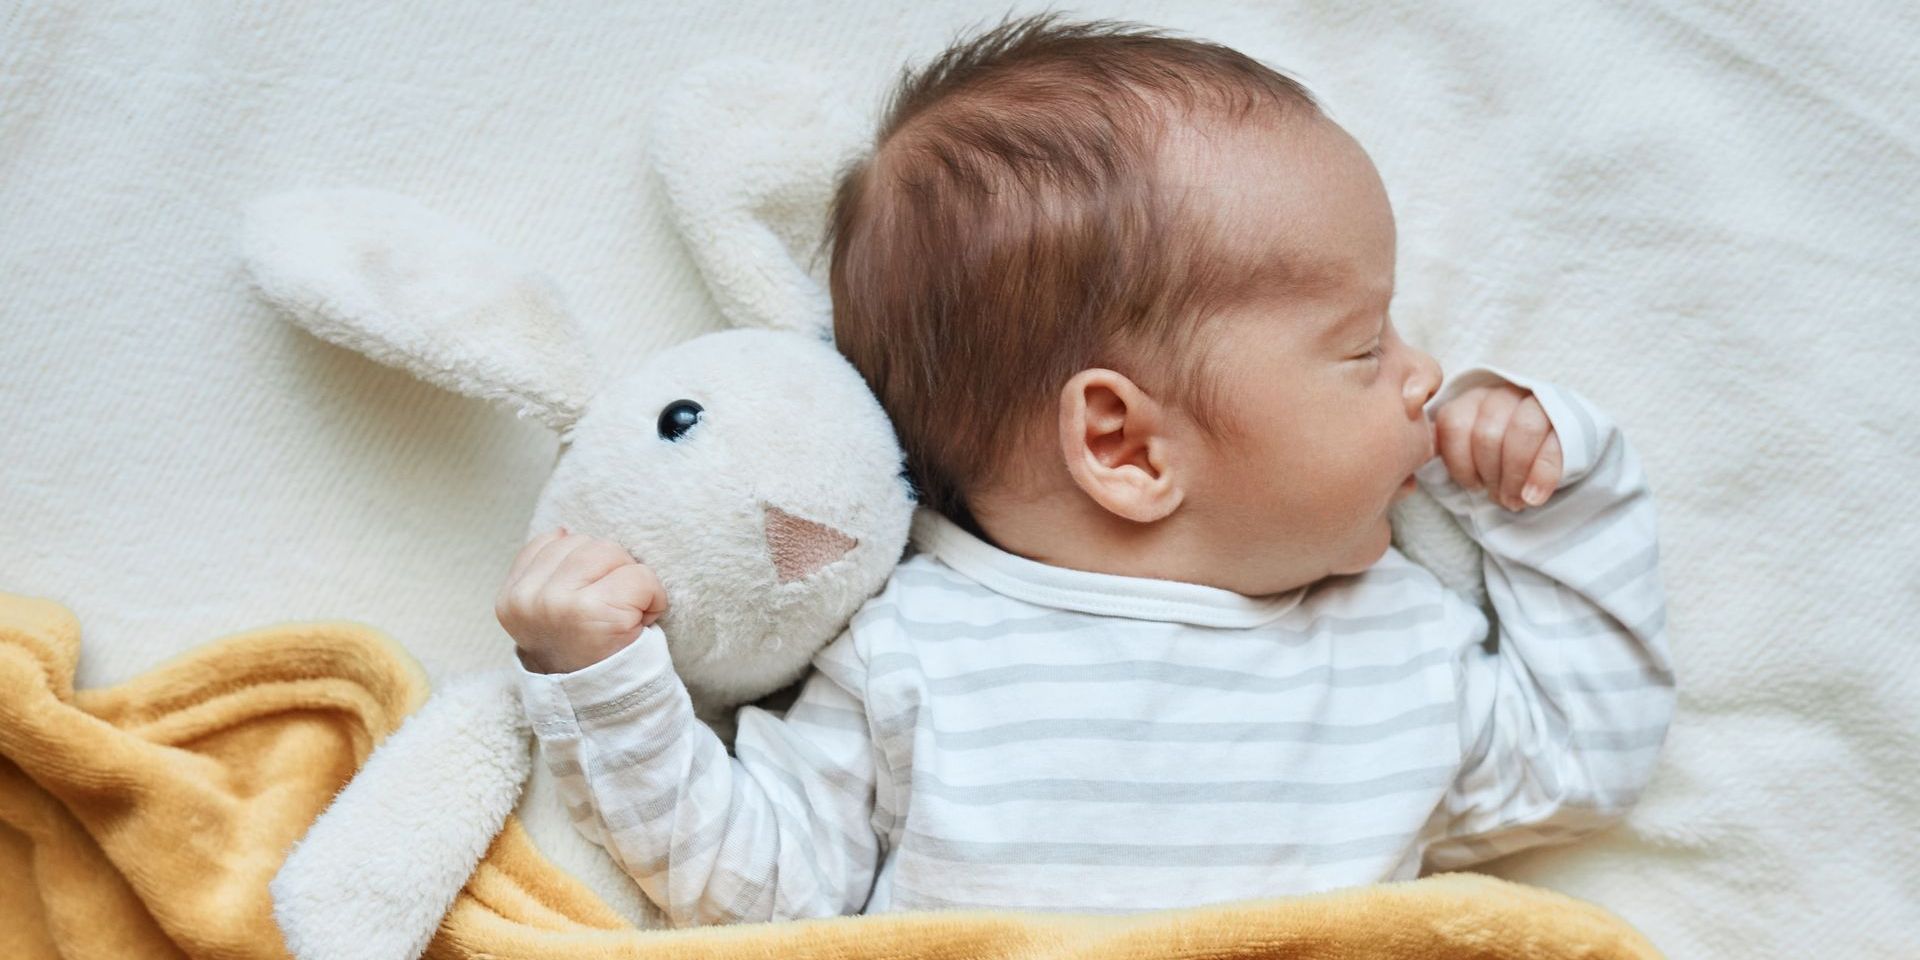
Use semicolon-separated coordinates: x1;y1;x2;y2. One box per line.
761;503;858;583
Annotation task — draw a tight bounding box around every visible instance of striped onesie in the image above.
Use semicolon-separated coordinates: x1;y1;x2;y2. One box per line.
517;364;1675;925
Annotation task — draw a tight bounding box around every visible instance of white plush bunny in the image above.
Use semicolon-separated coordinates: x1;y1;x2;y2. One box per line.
246;59;910;960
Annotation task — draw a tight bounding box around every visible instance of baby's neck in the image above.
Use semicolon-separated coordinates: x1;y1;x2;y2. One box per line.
966;488;1327;598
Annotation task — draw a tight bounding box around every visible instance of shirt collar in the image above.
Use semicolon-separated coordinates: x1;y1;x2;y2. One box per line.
908;507;1308;628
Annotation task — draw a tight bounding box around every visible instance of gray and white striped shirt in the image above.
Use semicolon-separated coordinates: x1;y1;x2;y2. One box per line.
517;364;1675;926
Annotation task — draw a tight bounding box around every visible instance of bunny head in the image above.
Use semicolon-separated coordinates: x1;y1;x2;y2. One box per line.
528;326;910;713
241;185;914;723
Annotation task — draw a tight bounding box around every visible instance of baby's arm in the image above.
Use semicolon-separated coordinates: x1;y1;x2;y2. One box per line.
517;626;883;925
1412;366;1676;871
495;531;883;924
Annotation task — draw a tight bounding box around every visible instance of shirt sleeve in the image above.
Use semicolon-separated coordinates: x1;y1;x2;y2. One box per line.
1413;364;1677;872
515;622;884;925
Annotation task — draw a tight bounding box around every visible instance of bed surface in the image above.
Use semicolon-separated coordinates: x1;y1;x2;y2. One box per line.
3;1;1916;954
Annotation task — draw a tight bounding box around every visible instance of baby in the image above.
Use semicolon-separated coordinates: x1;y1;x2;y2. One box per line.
497;13;1675;925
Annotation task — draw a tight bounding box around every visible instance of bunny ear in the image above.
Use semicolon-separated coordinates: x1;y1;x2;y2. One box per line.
648;57;870;339
270;671;531;960
241;188;596;434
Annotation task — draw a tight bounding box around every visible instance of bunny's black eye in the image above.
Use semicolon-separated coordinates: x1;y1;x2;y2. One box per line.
657;399;703;441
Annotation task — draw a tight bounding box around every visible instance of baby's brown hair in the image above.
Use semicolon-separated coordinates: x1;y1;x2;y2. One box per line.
822;12;1325;536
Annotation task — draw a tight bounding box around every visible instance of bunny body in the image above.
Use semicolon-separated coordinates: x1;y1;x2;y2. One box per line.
246;184;913;958
241;53;927;958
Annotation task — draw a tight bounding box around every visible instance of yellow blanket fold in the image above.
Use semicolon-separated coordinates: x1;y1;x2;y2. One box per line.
0;591;1664;959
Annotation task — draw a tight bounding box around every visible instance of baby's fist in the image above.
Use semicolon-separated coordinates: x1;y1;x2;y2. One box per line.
496;527;667;674
1431;383;1563;511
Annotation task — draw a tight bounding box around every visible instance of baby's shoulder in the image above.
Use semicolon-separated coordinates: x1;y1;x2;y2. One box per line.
862;551;996;613
845;550;1023;643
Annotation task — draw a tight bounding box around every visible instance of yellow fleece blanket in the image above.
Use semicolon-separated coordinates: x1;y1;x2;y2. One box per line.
0;590;1664;959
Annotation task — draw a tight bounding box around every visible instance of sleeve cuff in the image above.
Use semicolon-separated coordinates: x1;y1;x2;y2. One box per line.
516;623;677;730
1419;363;1604;488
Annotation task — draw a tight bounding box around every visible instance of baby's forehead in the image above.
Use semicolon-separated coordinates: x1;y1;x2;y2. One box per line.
1151;114;1391;310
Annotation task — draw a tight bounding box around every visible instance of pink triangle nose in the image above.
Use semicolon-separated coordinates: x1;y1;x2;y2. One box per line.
762;504;858;583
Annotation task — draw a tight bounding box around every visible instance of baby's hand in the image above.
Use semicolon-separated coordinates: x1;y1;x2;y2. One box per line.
1431;383;1564;511
496;526;668;674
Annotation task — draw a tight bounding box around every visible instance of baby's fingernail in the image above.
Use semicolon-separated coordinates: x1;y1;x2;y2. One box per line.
1522;484;1545;506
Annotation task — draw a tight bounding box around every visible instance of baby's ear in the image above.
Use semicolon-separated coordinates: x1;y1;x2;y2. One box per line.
647;57;869;341
241;187;596;433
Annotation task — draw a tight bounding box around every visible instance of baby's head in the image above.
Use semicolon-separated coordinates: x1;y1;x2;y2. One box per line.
826;13;1444;596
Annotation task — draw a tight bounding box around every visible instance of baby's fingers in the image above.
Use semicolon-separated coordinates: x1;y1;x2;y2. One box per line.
1434;390;1487;490
1497;397;1552;510
589;562;669;632
1521;432;1564;506
1470;388;1521;497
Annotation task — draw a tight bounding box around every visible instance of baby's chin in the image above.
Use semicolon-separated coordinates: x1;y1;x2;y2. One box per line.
1371;511;1396;555
1325;513;1396;578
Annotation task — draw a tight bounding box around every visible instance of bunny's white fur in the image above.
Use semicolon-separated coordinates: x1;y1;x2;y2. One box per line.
254;59;910;960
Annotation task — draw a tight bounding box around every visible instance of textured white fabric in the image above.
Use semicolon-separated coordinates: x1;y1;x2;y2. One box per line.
5;1;1916;952
518;367;1674;924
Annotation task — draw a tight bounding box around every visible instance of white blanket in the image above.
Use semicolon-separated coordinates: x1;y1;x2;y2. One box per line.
3;1;1915;955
